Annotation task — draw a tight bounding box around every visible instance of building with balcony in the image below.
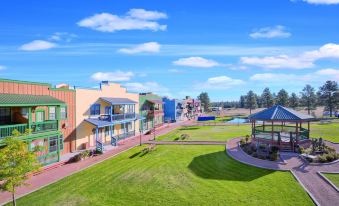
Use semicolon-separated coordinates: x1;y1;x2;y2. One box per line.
75;81;140;152
139;93;164;133
163;97;184;122
0;78;76;165
183;96;202;119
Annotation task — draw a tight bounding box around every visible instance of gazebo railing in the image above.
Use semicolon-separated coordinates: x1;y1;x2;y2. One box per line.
254;125;310;141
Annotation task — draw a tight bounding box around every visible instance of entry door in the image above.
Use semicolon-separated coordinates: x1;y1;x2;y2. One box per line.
36;111;45;122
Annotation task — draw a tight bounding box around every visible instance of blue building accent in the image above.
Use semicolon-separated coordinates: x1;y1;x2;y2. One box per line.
163;97;184;122
163;97;175;122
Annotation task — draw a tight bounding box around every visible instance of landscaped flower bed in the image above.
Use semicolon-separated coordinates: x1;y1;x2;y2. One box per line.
239;136;279;161
300;138;338;163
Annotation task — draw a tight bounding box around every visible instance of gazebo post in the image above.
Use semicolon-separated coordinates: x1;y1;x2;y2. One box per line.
296;122;299;145
253;120;256;139
263;121;265;131
271;121;274;141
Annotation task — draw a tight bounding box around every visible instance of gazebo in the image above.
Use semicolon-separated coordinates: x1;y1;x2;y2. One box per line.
248;105;315;152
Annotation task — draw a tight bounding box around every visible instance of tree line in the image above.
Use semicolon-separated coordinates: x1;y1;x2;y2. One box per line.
214;80;339;116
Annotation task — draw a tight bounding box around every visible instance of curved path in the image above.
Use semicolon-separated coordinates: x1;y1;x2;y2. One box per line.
227;137;339;206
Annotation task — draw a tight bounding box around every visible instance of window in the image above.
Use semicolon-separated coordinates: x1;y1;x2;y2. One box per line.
49;107;56;120
105;126;110;136
59;135;64;151
90;104;100;116
48;136;58;153
21;108;28;118
60;106;67;119
0;108;11;124
104;106;111;115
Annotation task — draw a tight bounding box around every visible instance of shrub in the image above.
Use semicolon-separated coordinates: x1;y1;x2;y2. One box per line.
245;135;250;143
258;144;266;150
181;134;190;140
318;155;327;163
269;153;278;161
252;152;258;158
258;154;266;160
240;138;246;146
271;146;279;153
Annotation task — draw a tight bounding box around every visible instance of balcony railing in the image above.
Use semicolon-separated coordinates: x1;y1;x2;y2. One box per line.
0;120;58;139
98;113;136;121
113;131;135;141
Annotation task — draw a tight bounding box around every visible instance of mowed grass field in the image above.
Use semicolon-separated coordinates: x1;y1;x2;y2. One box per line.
13;145;313;206
157;121;339;143
309;122;339;143
157;125;251;142
323;173;339;188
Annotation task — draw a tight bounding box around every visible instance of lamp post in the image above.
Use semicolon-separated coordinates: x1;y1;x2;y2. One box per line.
139;128;142;146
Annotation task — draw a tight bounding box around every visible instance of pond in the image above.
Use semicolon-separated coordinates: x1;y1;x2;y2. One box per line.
226;118;249;124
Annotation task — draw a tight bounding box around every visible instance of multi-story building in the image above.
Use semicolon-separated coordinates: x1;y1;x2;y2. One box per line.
0;78;76;165
75;81;139;152
163;97;184;122
139;93;164;133
183;96;202;119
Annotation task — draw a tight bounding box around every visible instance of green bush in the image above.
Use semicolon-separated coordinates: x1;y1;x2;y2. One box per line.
252;152;258;158
240;139;246;146
258;154;266;160
318;155;327;163
269;153;278;161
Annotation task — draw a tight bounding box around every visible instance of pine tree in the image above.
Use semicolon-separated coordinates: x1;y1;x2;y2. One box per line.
276;89;289;106
261;87;274;108
289;92;299;109
300;84;317;115
245;90;257;114
318;81;338;117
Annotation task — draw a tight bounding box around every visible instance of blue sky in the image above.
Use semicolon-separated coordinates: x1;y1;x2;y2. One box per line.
0;0;339;101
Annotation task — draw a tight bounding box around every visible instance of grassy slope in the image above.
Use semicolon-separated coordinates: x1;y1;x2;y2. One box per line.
157;125;251;142
323;173;339;188
14;145;313;206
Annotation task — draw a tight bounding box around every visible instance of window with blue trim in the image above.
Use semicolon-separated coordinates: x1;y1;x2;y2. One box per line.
90;104;100;115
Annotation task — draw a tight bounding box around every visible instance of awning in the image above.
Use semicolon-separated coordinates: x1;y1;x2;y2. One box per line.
147;99;164;104
85;115;143;128
100;97;137;105
0;93;65;107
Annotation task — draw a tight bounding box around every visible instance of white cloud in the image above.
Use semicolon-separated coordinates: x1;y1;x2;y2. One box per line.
91;71;134;82
241;55;314;69
77;9;167;32
200;76;245;90
250;68;339;83
168;69;183;73
314;68;339;80
19;40;57;51
127;9;167;20
0;65;6;70
241;43;339;69
302;0;339;4
124;81;171;96
49;32;77;42
118;42;160;54
173;57;221;68
250;25;291;39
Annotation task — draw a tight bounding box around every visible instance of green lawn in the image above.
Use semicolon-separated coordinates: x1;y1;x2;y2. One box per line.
310;122;339;143
157;125;251;141
323;173;339;188
14;145;313;206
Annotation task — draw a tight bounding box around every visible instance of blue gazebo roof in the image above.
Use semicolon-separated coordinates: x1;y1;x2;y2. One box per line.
248;105;314;121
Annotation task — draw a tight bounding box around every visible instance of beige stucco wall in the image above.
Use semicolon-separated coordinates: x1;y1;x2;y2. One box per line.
75;83;140;150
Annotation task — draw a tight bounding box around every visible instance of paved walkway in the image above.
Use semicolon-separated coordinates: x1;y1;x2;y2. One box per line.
0;120;190;205
226;137;339;206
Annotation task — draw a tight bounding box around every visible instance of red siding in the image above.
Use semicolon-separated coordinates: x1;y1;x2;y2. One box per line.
0;81;76;154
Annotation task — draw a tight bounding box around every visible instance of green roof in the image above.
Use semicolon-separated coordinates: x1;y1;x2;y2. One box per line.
0;94;65;106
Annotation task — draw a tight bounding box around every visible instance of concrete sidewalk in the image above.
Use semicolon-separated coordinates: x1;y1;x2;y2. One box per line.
226;137;339;206
0;120;189;205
